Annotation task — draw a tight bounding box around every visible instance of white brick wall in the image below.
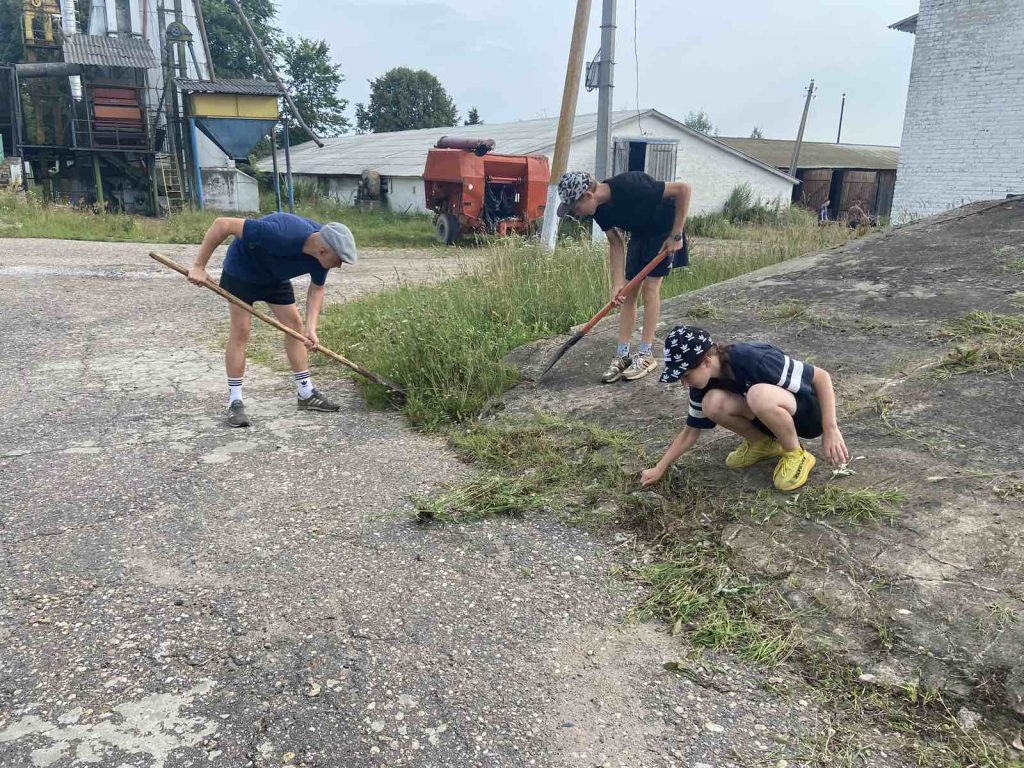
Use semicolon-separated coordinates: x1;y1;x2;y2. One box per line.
892;0;1024;223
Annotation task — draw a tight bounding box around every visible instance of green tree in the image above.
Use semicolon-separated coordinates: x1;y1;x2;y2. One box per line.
0;0;24;63
199;0;281;79
355;67;458;133
465;106;482;125
684;110;715;135
280;36;349;144
750;125;764;139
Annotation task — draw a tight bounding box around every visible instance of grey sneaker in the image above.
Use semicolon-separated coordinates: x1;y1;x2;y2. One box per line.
298;388;340;412
622;352;659;381
227;400;250;428
600;355;632;384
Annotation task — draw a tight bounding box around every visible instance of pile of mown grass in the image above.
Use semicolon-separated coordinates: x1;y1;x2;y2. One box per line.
933;311;1024;378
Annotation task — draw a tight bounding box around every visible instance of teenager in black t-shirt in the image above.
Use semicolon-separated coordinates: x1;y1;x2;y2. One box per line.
557;170;692;383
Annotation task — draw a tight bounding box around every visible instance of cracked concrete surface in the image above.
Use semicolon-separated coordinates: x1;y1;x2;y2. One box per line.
0;238;909;767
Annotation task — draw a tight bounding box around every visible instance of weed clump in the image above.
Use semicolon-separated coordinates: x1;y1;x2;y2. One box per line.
933;311;1024;378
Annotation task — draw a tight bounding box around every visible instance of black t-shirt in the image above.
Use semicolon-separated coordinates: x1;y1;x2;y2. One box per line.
592;171;677;235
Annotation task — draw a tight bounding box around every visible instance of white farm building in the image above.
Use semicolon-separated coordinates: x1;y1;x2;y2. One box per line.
257;109;796;217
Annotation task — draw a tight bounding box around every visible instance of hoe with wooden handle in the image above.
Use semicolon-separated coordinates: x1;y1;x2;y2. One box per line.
538;244;673;380
150;251;408;404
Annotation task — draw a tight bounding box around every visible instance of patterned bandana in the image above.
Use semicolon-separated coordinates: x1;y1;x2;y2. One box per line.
659;325;714;383
556;171;595;217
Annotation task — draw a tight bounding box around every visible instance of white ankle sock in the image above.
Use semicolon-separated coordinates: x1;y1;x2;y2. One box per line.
228;377;243;405
294;370;314;399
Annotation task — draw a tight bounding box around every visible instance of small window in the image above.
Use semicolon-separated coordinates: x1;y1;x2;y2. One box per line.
612;138;678;181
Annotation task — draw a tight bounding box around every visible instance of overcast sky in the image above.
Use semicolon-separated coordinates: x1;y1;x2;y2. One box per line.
275;0;920;146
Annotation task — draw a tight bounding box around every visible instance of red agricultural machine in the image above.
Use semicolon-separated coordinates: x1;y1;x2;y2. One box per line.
423;137;551;244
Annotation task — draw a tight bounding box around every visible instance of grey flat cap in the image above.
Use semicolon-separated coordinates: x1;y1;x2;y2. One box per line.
319;222;357;265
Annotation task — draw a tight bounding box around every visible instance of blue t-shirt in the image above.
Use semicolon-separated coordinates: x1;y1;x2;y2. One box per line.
687;343;816;429
222;213;328;287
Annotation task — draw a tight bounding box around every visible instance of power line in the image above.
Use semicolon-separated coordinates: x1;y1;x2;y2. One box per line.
633;0;643;134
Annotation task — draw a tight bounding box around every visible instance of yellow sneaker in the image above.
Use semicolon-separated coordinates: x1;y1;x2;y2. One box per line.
726;437;786;469
773;447;816;492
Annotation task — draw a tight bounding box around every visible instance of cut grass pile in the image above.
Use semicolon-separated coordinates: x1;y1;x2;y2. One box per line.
0;189;436;248
414;414;641;523
933;311;1024;378
318;218;854;429
742;485;905;525
760;298;832;329
633;542;797;665
414;415;904;665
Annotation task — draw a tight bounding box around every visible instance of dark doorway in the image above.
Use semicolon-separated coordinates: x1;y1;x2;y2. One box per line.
628;141;647;172
827;170;845;219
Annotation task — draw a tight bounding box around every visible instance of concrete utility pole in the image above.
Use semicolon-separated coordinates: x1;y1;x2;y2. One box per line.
836;92;846;144
788;78;815;177
595;0;616;181
592;0;615;243
540;0;594;251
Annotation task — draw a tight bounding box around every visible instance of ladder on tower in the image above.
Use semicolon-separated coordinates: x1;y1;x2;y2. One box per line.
156;153;187;215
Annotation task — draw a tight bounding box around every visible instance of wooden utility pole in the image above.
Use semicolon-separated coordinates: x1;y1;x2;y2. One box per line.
788;78;815;177
540;0;594;251
836;92;846;144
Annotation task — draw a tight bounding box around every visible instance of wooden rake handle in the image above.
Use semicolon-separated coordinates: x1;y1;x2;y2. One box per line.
149;251;407;399
579;243;674;336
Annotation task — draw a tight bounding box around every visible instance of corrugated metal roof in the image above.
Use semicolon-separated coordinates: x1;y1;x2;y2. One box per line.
62;34;157;69
890;13;918;33
717;137;899;171
256;109;796;184
176;77;281;96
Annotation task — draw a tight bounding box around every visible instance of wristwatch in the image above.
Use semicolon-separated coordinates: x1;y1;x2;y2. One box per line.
672;232;684;242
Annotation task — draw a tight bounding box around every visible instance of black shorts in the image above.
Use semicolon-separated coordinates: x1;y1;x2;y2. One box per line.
752;390;824;440
626;231;689;280
219;271;295;306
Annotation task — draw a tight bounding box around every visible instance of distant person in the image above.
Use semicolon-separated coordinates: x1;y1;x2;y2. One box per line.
847;200;867;229
556;170;692;383
188;213;357;427
640;325;849;492
818;199;830;225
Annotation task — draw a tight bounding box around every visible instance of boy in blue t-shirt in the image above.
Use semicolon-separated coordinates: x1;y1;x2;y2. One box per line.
640;325;849;492
188;213;357;427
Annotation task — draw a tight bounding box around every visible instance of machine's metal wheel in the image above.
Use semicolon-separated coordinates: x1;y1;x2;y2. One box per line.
435;213;461;245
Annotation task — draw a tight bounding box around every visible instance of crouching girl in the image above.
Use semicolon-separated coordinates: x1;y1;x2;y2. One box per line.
640;325;849;492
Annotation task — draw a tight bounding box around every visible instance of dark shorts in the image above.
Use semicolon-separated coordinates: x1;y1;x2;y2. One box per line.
219;270;295;306
626;230;689;280
752;390;824;440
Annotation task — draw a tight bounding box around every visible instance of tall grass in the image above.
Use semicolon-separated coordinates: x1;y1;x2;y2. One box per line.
687;187;819;239
0;189;435;248
317;220;854;428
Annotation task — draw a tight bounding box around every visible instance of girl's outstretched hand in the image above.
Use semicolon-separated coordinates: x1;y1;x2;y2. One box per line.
640;466;664;488
823;425;849;466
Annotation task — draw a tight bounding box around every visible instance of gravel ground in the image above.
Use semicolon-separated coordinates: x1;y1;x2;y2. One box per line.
0;238;907;768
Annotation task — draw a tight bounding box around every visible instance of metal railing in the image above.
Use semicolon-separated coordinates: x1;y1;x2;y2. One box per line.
70;116;152;152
